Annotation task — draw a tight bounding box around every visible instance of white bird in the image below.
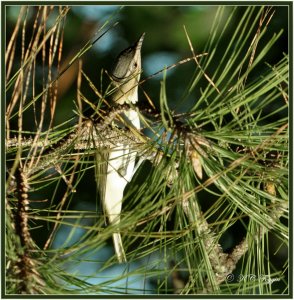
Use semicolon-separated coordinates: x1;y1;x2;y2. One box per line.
96;33;145;263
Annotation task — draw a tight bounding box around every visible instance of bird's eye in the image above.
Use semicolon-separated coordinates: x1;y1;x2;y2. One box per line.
133;62;138;69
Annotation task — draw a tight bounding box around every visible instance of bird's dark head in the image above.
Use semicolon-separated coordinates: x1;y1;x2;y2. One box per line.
110;33;145;104
111;33;145;82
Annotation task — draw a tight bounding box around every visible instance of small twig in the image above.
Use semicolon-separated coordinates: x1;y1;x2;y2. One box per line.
11;166;45;294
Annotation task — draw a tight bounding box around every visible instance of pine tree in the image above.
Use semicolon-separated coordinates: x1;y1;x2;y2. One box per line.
5;5;288;295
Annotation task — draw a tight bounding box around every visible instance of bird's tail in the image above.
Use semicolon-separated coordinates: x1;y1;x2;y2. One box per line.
112;232;127;263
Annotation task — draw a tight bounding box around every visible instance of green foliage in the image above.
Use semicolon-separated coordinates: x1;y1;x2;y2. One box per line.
5;5;288;295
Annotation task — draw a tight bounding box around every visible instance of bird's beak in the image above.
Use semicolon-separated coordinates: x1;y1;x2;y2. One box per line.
134;33;145;51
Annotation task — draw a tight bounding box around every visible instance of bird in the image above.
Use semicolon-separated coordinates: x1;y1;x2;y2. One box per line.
96;33;145;263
